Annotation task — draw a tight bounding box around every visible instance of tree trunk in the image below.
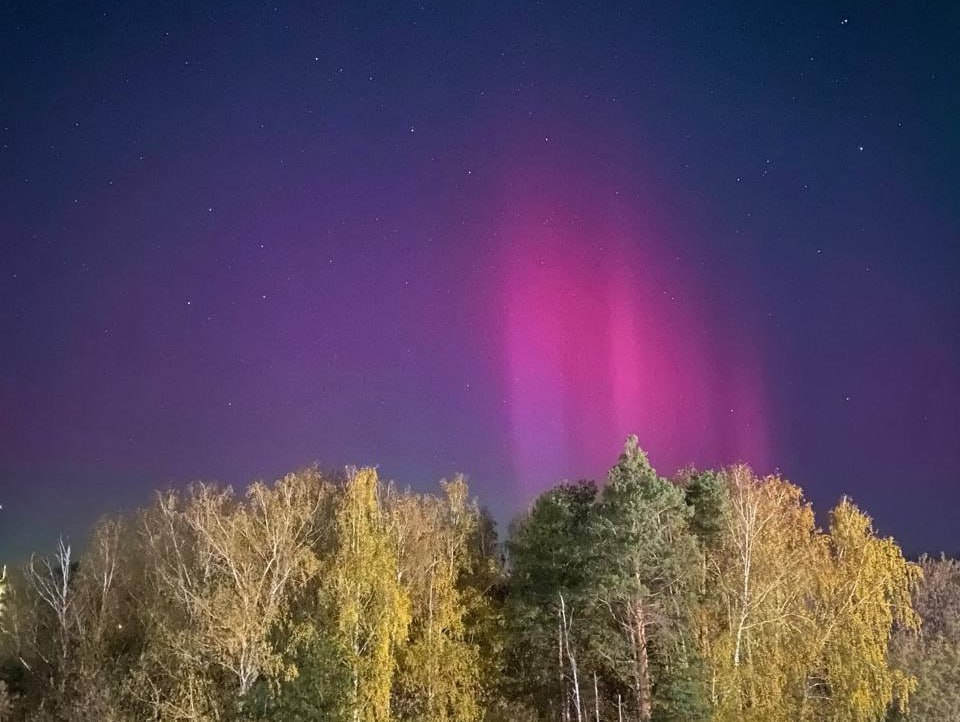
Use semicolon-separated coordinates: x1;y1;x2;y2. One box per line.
559;610;569;722
593;671;600;722
559;594;583;722
630;599;652;722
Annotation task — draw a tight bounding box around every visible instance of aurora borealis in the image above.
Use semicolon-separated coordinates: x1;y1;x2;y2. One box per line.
491;158;771;492
2;1;958;558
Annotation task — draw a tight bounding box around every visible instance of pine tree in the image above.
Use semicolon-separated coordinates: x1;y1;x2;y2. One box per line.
591;437;707;722
505;479;599;721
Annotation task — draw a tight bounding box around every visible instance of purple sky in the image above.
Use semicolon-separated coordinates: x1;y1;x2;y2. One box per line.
2;1;958;558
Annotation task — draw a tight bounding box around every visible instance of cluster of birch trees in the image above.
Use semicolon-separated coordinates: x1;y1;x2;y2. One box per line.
0;437;954;721
0;469;501;721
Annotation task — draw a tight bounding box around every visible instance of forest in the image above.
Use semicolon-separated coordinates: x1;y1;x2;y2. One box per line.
0;437;956;722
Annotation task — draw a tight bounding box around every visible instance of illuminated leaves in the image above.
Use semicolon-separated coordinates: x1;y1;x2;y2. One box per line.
697;467;821;722
135;470;331;717
808;499;920;721
693;469;921;722
391;476;483;722
332;467;410;722
0;444;926;721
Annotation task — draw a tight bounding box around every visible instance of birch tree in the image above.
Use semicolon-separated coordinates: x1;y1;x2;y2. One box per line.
804;498;919;722
26;538;78;672
136;469;329;717
392;476;482;722
694;467;821;722
333;467;410;722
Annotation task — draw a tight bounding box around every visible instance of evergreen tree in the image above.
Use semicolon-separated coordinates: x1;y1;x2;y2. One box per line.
591;436;707;722
505;480;599;721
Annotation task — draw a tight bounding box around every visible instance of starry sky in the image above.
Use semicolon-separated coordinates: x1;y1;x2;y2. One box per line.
2;1;958;559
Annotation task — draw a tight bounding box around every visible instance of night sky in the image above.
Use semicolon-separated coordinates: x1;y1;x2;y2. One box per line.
2;1;958;559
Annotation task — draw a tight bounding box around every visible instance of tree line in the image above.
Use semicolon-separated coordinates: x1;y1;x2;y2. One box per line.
0;437;956;721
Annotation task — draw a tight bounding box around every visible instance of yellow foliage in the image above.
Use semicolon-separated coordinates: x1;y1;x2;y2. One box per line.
804;498;921;721
700;466;821;722
333;467;411;722
391;475;483;722
135;469;329;716
698;470;920;722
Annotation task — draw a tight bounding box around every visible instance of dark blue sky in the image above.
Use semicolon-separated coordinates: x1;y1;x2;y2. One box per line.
2;1;958;559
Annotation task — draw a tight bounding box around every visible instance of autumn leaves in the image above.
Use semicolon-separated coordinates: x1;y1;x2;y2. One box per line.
0;440;925;721
505;439;920;722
